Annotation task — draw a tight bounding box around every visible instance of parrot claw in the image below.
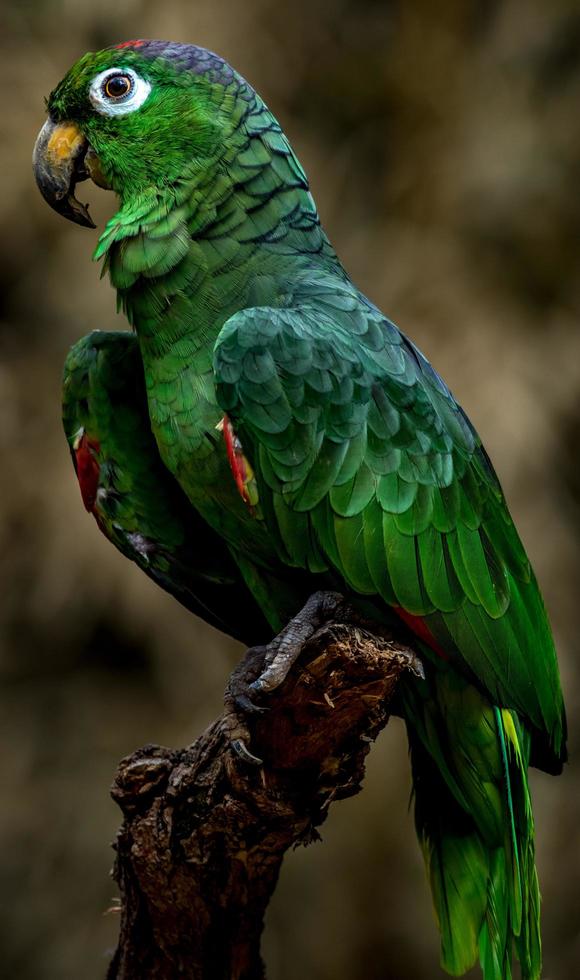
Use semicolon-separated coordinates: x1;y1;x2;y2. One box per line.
249;652;297;693
222;644;270;764
230;738;263;766
233;692;269;715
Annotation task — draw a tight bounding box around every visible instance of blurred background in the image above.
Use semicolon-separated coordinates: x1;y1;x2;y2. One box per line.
1;0;579;977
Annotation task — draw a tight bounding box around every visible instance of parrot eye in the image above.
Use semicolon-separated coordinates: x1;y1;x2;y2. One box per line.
89;67;151;117
103;73;133;99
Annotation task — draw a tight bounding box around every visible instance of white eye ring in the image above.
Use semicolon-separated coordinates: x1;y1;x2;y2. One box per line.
89;67;151;116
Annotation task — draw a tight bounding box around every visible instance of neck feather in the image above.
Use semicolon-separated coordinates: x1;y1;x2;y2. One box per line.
96;93;340;358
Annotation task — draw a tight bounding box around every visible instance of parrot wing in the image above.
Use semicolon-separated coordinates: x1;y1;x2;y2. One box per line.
63;330;271;646
214;276;565;770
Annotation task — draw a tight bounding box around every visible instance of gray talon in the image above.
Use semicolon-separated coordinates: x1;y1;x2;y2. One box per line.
235;692;269;714
231;738;263;766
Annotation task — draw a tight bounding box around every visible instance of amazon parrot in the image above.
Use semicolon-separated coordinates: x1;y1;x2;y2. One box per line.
34;40;566;979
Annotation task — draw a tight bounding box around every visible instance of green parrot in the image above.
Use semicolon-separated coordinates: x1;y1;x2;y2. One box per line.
34;40;566;979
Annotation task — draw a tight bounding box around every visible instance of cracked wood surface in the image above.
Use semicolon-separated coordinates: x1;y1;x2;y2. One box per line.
107;611;421;980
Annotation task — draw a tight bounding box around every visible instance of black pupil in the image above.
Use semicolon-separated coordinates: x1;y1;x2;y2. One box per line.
105;75;131;98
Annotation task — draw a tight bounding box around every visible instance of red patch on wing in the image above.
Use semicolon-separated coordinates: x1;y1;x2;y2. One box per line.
74;432;100;513
114;40;145;49
393;606;449;661
222;414;253;509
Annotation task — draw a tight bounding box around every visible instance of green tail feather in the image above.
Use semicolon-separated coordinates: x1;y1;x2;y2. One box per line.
402;666;541;979
497;709;542;980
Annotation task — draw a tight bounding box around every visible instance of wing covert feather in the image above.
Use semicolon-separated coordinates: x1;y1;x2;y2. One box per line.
214;280;565;763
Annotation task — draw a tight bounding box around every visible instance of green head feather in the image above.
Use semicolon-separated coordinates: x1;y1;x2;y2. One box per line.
47;41;250;199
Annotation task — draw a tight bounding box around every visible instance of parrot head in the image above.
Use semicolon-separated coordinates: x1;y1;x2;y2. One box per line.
33;41;245;227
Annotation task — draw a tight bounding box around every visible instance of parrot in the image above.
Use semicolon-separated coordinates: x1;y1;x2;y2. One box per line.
33;40;566;979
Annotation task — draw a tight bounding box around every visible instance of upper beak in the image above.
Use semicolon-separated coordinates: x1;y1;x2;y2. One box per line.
32;118;95;228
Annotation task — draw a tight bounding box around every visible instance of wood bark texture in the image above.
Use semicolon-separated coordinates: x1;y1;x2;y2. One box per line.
107;604;421;980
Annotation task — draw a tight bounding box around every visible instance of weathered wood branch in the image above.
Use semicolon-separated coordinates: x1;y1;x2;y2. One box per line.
107;604;421;980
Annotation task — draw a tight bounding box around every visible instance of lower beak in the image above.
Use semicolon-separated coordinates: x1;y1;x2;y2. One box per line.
32;119;95;228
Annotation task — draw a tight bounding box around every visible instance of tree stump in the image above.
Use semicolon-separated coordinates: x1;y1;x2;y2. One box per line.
107;602;422;980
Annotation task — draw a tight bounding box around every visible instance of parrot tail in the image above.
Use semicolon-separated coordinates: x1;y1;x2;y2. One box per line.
401;667;541;980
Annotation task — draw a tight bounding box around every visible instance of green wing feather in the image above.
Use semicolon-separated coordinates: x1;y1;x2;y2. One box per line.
214;277;565;768
63;330;270;645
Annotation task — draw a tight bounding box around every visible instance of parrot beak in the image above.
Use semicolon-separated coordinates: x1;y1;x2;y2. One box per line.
32;118;96;228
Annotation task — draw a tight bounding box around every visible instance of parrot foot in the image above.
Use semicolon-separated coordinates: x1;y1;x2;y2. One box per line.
249;591;348;695
223;591;423;765
223;645;270;765
223;593;350;765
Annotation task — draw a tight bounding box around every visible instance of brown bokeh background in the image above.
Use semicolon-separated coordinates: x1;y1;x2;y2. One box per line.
1;1;579;977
